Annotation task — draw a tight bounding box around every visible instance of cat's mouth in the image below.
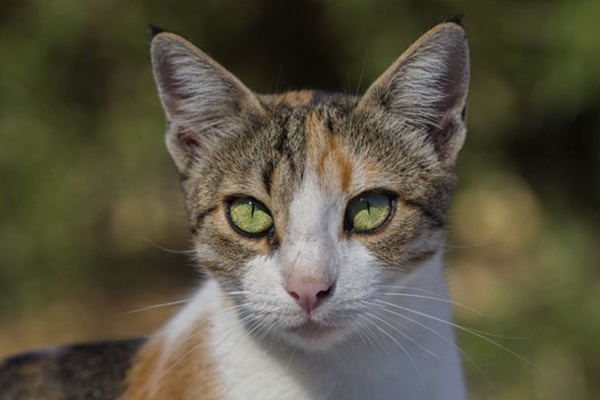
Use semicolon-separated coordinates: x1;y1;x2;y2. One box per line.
285;319;342;341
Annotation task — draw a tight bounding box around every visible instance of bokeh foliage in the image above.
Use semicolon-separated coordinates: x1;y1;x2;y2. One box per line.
1;1;599;399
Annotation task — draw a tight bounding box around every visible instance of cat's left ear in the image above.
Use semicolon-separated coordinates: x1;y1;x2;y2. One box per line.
357;22;469;164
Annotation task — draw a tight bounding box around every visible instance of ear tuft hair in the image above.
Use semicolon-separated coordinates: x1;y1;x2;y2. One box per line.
148;24;166;39
445;13;464;27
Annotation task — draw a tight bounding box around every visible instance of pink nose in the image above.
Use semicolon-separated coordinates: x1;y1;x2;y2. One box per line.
286;279;333;314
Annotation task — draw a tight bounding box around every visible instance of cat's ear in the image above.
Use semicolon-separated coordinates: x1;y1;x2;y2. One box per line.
357;22;469;164
151;32;265;172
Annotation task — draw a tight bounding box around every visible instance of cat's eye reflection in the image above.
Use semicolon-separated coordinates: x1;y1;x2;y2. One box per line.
345;192;394;233
228;197;274;236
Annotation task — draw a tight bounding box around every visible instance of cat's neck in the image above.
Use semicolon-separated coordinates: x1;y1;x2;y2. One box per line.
139;251;465;400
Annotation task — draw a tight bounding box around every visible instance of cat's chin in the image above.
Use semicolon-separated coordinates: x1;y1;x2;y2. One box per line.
281;319;351;351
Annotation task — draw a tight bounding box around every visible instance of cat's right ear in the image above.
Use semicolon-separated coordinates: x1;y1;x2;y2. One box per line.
150;32;265;172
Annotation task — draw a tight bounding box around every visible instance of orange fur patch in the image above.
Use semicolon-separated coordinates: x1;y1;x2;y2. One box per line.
306;114;353;193
264;90;314;108
336;147;353;193
120;322;222;400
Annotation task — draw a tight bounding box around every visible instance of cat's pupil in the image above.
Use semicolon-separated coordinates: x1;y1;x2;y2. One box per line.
228;197;273;236
345;192;393;233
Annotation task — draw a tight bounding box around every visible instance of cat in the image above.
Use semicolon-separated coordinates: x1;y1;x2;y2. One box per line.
0;19;469;400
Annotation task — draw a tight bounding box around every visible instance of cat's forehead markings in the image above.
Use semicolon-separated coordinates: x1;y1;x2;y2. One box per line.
265;90;314;108
305;112;353;193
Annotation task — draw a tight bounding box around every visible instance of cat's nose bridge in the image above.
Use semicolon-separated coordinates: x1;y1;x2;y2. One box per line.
280;233;337;273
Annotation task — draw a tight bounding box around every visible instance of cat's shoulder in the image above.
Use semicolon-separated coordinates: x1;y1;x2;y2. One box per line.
0;339;145;400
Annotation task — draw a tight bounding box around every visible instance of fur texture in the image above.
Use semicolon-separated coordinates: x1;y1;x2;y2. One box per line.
0;22;469;400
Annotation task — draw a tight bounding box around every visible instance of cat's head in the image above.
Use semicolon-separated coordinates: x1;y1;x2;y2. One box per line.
150;22;469;351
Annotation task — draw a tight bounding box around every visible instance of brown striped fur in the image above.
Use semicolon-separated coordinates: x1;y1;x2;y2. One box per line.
1;21;469;399
0;340;143;399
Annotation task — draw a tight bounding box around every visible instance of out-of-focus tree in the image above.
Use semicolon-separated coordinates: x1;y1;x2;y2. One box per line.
0;1;598;399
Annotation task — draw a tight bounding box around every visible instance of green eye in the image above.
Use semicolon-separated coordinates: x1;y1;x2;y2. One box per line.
345;192;393;233
228;198;274;236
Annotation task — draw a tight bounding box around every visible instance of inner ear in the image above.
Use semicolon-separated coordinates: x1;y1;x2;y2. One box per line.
358;22;470;163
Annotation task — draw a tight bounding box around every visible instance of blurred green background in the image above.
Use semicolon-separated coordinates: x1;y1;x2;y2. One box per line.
1;0;599;398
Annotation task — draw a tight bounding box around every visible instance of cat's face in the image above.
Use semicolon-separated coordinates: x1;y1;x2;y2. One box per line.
151;23;469;351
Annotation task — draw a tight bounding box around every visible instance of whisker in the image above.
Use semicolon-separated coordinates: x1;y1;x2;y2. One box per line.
261;325;278;355
354;44;370;98
274;63;283;94
157;303;250;361
357;314;393;362
378;292;482;316
213;313;257;359
347;44;370;139
285;344;299;370
376;284;453;299
358;318;388;357
156;329;212;383
111;299;191;318
255;321;273;346
234;317;267;361
142;237;196;254
348;319;368;346
461;327;531;340
365;311;440;359
360;313;426;398
374;299;545;373
364;300;493;387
